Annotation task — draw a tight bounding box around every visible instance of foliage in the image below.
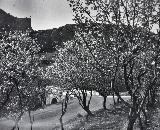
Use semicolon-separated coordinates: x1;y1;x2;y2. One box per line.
67;0;160;129
0;30;46;119
45;40;103;115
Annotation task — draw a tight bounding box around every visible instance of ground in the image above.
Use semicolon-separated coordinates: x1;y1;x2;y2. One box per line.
55;102;129;130
0;96;117;130
54;101;160;130
3;96;158;130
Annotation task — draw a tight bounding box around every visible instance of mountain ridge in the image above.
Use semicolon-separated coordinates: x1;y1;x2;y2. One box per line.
0;8;32;30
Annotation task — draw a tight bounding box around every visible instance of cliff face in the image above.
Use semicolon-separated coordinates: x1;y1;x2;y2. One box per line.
0;9;32;30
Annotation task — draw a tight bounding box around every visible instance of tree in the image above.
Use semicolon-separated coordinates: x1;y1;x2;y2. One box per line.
67;0;160;129
0;30;46;128
59;91;70;130
45;41;97;116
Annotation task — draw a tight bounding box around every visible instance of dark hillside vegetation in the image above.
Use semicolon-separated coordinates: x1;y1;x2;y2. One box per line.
0;9;31;31
30;24;76;53
30;22;157;54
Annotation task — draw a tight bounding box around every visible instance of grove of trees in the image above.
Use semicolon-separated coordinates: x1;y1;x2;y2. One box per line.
46;0;160;130
1;0;160;130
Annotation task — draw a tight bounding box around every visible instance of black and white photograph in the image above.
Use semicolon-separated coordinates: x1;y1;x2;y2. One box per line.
0;0;160;130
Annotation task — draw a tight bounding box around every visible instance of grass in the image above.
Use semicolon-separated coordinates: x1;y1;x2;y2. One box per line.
54;103;129;130
0;96;113;130
1;96;140;130
57;101;160;130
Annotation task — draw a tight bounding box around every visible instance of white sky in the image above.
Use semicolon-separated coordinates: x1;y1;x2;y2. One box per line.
0;0;74;30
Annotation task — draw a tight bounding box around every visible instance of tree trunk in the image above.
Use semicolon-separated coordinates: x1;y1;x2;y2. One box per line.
127;108;138;130
11;121;19;130
84;106;94;116
138;115;144;130
28;110;33;130
11;126;16;130
30;124;33;130
103;96;107;110
59;92;69;130
11;124;19;130
59;116;64;130
151;89;156;106
112;92;116;105
127;117;136;130
117;96;120;103
142;108;147;125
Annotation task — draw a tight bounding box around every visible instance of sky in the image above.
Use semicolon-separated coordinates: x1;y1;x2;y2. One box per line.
0;0;74;30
